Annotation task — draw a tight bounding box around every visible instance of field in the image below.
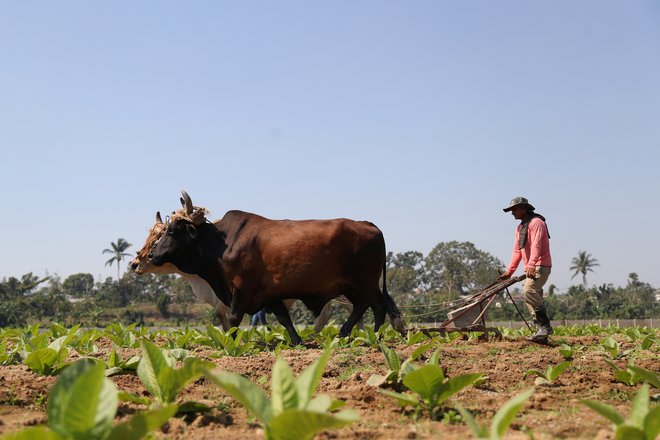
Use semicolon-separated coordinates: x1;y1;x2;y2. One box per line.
0;323;658;439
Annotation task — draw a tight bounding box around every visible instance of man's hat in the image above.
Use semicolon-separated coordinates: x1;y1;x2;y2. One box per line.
503;196;535;212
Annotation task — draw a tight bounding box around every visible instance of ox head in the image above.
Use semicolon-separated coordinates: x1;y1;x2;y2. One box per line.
129;211;177;275
148;217;200;269
148;190;210;270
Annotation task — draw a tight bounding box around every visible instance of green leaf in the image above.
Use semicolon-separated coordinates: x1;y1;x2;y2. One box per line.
628;366;660;388
159;357;209;403
267;409;358;440
306;394;332;413
490;387;535;439
106;404;178;440
628;384;649;429
643;405;660;440
378;389;419;408
48;360;118;440
295;349;331;408
137;339;174;402
117;391;151;406
380;343;401;373
436;373;484;405
402;365;445;401
1;426;65;440
202;368;272;423
582;399;625;425
25;349;59;375
271;357;298;414
549;361;572;382
614;425;646;440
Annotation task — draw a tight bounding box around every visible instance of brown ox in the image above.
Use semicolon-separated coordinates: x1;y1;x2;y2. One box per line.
148;191;405;345
131;210;358;332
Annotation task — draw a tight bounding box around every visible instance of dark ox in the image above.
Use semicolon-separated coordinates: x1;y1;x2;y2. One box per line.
149;197;405;345
130;210;359;332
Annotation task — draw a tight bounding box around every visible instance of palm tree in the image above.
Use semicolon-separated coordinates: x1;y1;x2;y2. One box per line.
570;250;600;287
103;238;133;280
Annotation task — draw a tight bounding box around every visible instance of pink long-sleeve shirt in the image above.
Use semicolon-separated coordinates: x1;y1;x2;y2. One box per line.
506;216;552;273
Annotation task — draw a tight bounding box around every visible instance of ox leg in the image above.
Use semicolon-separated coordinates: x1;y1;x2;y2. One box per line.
268;300;303;346
339;301;368;338
227;293;247;332
372;299;386;332
214;302;231;331
342;303;364;330
314;302;334;333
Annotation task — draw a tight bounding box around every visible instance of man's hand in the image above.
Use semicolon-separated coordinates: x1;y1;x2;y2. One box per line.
525;267;537;278
498;270;512;280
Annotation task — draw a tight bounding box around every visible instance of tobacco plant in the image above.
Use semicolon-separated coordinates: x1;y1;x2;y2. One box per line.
133;339;214;407
201;348;358;440
524;361;571;386
582;384;659;440
366;342;435;388
200;325;256;356
3;359;176;440
380;364;484;420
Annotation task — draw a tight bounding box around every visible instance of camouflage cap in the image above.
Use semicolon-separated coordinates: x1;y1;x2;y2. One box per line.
503;196;535;212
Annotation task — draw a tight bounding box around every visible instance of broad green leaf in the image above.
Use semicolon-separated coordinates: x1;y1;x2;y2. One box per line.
106;404;177;440
137;339;174;402
271;357;298;414
582;399;625;425
402;365;445;401
378;389;420;407
428;348;441;366
628;384;649;429
628;366;660;388
436;373;484;405
117;391;151;405
380;344;401;373
490;387;535;439
1;426;64;440
202;368;272;423
366;374;387;387
48;360;118;440
643;406;660;440
25;349;59;375
295;349;331;408
549;361;572;381
267;409;359;440
615;425;646;440
306;394;332;413
409;342;434;362
159;357;209;404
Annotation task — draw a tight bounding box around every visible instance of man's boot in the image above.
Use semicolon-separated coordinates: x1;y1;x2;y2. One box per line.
530;307;553;344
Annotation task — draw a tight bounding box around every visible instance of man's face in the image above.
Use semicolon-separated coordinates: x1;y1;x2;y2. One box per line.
511;205;527;220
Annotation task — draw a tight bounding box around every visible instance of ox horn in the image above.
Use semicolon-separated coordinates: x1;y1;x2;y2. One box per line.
155;211;163;224
180;190;193;215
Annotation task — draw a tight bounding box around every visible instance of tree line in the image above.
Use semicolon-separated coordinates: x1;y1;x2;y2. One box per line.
0;239;657;328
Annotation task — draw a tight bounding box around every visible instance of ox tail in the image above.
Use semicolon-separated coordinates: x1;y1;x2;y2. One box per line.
382;261;407;335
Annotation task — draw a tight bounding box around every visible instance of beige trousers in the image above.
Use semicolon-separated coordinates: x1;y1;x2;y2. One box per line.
523;265;551;313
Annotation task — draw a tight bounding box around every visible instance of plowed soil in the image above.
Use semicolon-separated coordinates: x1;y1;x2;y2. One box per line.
1;334;657;439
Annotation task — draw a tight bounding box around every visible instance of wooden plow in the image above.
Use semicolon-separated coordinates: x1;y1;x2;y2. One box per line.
416;275;527;340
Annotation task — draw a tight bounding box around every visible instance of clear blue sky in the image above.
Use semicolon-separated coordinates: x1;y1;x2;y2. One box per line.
1;1;659;293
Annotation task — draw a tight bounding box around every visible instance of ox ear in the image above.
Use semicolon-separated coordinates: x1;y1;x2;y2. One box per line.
155;211;163;224
185;223;198;239
180;190;193;214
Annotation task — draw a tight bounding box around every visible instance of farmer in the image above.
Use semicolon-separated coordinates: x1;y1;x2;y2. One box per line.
498;197;553;343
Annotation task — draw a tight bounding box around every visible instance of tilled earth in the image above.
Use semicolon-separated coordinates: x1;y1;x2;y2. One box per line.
0;335;658;439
